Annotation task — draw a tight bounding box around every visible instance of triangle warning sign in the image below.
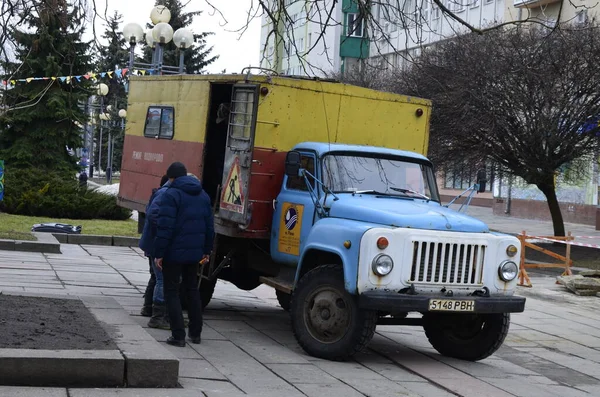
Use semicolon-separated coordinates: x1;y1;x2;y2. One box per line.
220;156;245;214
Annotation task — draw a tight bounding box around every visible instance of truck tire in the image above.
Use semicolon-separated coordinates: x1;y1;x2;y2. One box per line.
290;264;377;361
276;290;291;312
423;312;510;361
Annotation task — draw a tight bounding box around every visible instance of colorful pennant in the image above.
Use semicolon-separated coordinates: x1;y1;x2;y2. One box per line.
0;67;156;88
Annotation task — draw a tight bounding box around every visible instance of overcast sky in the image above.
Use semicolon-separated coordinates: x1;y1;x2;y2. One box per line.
90;0;262;73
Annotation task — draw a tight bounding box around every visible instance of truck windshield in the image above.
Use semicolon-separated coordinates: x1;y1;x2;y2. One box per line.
322;154;440;202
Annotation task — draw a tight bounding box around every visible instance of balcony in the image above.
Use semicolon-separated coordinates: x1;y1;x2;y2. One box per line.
513;0;560;8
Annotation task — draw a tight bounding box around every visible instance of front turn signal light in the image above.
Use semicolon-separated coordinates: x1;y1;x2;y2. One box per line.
377;237;389;250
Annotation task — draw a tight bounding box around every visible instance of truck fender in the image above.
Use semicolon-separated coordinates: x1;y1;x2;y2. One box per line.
294;218;379;295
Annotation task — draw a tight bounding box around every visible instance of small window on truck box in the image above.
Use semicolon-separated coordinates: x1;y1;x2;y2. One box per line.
144;106;174;139
286;155;316;191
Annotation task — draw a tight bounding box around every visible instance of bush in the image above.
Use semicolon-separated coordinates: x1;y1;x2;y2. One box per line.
0;168;131;220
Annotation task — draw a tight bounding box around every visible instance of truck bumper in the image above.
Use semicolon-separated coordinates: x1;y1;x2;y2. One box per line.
359;292;526;314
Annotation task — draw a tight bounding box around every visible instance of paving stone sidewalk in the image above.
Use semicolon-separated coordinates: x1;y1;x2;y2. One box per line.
1;245;599;396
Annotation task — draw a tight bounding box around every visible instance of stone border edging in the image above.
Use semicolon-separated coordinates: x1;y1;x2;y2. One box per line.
0;292;179;388
0;232;61;254
52;233;140;247
0;233;141;254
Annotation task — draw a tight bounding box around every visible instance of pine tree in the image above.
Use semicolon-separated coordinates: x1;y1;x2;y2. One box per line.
0;0;93;173
141;0;218;74
96;11;128;172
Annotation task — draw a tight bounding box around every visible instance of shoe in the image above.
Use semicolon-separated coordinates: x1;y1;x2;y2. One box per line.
148;303;170;330
189;335;201;344
140;305;152;317
166;336;186;347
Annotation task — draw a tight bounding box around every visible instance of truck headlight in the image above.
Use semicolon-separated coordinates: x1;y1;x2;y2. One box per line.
506;245;518;257
372;254;394;276
498;260;518;282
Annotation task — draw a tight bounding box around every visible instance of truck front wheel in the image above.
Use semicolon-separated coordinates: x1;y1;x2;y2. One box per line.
423;312;510;361
290;264;377;361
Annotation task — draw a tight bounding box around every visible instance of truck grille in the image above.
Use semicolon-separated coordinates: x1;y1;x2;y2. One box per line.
410;241;486;285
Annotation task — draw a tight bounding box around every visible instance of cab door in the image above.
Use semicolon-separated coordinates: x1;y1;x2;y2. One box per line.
218;84;259;225
270;151;318;266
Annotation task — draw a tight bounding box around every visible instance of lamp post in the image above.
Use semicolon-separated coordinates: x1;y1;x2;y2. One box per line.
173;28;194;74
124;6;193;75
123;22;144;71
96;83;109;179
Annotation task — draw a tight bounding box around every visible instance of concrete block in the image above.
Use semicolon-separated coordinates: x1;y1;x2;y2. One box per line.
112;236;140;247
0;239;15;251
79;295;124;309
14;241;61;254
0;349;124;387
67;234;112;246
88;307;140;326
0;387;67;397
119;341;179;387
32;232;60;244
51;233;69;243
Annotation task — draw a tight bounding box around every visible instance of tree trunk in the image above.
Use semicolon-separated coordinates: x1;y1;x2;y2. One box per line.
537;182;566;237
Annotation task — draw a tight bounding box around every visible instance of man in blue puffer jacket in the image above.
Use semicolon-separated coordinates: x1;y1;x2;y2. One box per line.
153;162;214;347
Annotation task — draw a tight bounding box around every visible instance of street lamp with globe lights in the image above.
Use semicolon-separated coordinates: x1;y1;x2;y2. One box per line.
125;5;194;75
123;22;144;71
173;28;194;73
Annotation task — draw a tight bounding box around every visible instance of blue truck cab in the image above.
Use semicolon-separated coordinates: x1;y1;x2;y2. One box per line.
261;142;525;362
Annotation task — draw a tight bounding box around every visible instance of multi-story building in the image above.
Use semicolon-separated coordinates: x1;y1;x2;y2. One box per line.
259;0;344;76
258;0;600;229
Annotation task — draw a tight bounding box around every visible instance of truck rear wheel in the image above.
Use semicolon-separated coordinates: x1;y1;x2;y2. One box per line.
276;290;291;312
423;312;510;361
290;264;377;361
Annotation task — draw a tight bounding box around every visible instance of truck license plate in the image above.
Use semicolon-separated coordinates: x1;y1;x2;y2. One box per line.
428;299;475;312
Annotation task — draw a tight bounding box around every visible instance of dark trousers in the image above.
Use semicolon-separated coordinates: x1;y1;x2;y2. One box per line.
164;262;203;340
143;257;156;308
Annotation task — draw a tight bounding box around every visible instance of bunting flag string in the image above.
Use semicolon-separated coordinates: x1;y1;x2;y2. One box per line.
1;67;158;88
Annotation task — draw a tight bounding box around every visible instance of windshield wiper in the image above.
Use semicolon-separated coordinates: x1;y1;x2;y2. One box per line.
390;187;430;201
352;190;387;195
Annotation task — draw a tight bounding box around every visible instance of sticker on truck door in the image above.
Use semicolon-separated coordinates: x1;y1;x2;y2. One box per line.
278;203;304;255
220;156;245;214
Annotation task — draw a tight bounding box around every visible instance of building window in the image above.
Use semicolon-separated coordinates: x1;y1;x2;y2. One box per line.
576;10;588;24
286;155;316;191
421;0;430;22
144;106;174;139
443;166;493;192
347;13;365;37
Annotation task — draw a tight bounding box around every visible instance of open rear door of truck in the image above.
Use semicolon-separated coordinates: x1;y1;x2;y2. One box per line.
218;84;260;225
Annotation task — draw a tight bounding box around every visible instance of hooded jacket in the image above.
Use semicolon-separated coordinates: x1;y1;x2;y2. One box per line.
138;181;170;257
153;175;214;265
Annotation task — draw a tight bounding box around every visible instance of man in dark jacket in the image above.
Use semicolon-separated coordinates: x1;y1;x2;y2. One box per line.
154;162;214;347
139;174;171;329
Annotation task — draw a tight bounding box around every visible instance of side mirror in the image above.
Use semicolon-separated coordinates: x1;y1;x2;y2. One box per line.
476;169;487;193
285;151;302;177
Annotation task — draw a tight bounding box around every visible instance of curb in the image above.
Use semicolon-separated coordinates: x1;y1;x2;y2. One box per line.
0;292;179;388
0;233;141;255
0;232;61;254
52;233;139;247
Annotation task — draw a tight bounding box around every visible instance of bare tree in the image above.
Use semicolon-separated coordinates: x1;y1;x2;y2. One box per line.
198;0;588;75
394;25;600;236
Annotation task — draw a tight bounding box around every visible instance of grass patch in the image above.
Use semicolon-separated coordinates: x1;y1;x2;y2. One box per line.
0;231;37;241
0;213;139;238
